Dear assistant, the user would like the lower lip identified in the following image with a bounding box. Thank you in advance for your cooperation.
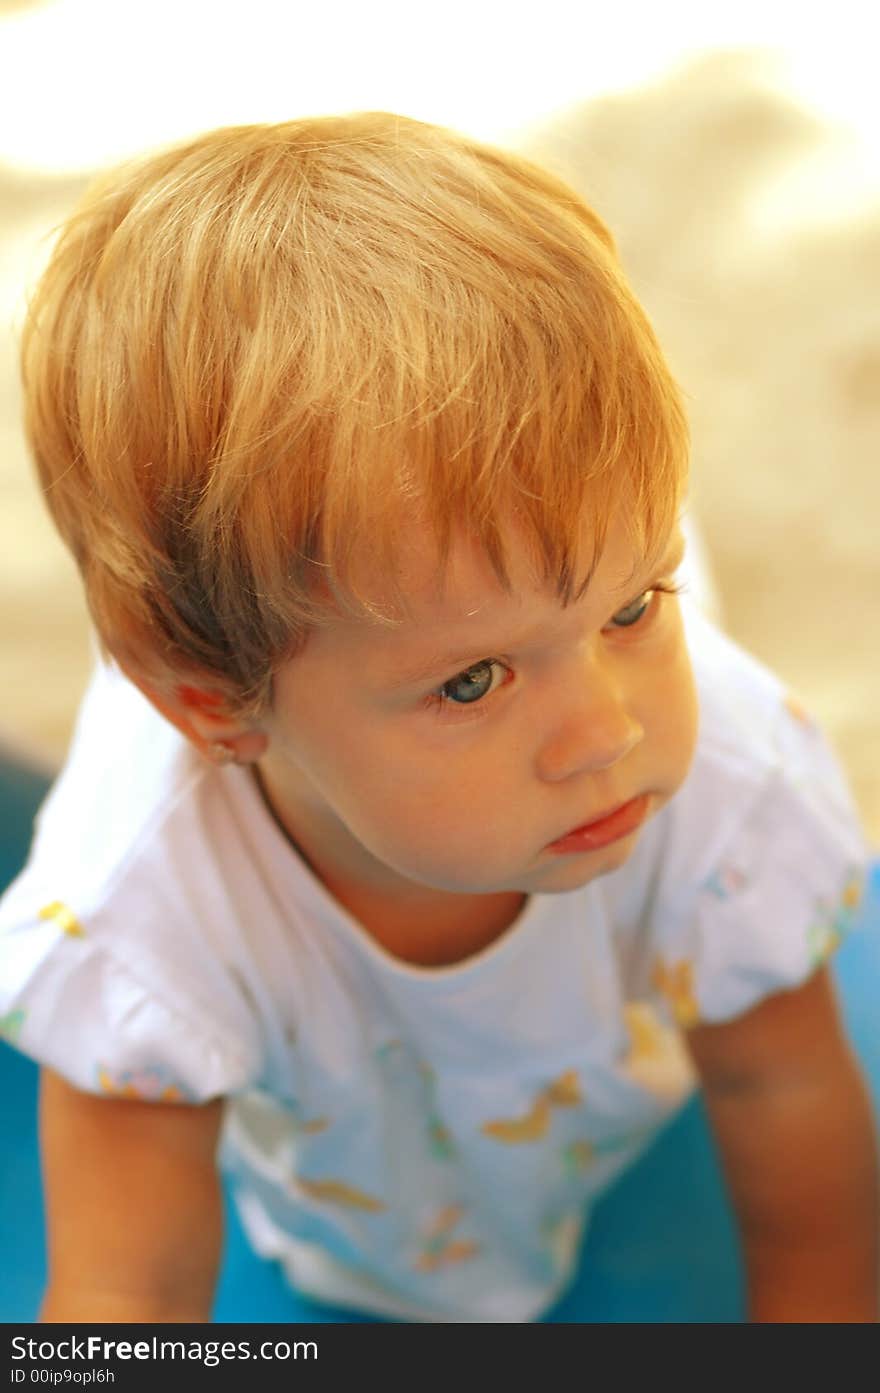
[546,795,650,854]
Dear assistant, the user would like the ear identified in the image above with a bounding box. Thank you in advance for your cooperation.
[119,669,269,766]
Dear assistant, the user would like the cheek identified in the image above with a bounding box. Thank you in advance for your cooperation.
[296,715,484,838]
[355,743,513,870]
[659,651,699,772]
[640,625,699,772]
[369,755,494,832]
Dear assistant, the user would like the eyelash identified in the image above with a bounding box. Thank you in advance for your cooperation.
[421,580,686,719]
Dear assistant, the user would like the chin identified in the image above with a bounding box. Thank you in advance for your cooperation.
[532,829,644,892]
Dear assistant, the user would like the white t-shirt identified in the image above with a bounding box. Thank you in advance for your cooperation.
[0,600,869,1322]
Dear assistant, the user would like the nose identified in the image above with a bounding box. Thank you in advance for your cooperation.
[535,653,644,783]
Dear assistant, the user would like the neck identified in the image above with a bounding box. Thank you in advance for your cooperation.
[250,761,527,967]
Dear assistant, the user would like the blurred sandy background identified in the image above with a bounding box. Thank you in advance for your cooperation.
[1,3,878,844]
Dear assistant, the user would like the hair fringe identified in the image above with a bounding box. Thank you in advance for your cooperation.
[21,111,689,715]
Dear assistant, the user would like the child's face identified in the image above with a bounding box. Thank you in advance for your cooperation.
[257,514,698,907]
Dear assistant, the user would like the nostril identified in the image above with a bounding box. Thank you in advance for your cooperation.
[537,711,643,782]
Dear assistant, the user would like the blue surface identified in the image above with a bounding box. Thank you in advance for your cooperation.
[2,755,879,1323]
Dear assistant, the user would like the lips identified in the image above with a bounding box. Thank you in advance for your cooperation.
[546,794,650,853]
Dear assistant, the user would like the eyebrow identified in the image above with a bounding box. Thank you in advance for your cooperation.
[383,533,688,690]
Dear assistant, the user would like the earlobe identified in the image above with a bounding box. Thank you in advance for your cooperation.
[117,666,269,765]
[167,686,270,765]
[206,740,237,766]
[203,730,270,766]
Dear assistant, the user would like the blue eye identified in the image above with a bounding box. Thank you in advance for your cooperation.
[439,659,504,705]
[610,591,653,629]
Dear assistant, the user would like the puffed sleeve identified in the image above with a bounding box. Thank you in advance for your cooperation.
[647,686,870,1029]
[0,889,263,1103]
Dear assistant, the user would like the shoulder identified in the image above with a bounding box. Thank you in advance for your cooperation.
[21,659,206,893]
[683,599,791,774]
[676,600,863,855]
[609,603,869,1024]
[0,661,265,1099]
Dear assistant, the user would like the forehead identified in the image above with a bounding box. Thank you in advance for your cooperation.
[313,511,665,655]
[391,514,638,616]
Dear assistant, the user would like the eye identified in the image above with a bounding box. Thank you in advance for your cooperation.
[608,581,683,630]
[436,658,508,706]
[609,590,654,629]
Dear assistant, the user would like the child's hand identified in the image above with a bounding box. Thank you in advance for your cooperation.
[39,1069,224,1322]
[687,967,879,1323]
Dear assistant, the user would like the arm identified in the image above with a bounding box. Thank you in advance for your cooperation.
[687,966,879,1323]
[39,1068,225,1322]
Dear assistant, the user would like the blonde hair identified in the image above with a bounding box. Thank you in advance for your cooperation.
[21,111,689,717]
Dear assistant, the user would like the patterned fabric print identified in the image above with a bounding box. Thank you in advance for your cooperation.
[783,691,814,727]
[560,1125,659,1184]
[481,1070,583,1144]
[273,1093,329,1136]
[294,1178,387,1213]
[560,1139,594,1175]
[541,1211,584,1270]
[619,1002,695,1103]
[0,1008,25,1043]
[296,1115,330,1136]
[807,868,866,969]
[417,1063,456,1161]
[701,863,750,901]
[96,1064,194,1104]
[413,1205,480,1272]
[292,1041,445,1214]
[651,957,700,1028]
[38,901,84,937]
[553,1005,696,1183]
[375,1040,458,1161]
